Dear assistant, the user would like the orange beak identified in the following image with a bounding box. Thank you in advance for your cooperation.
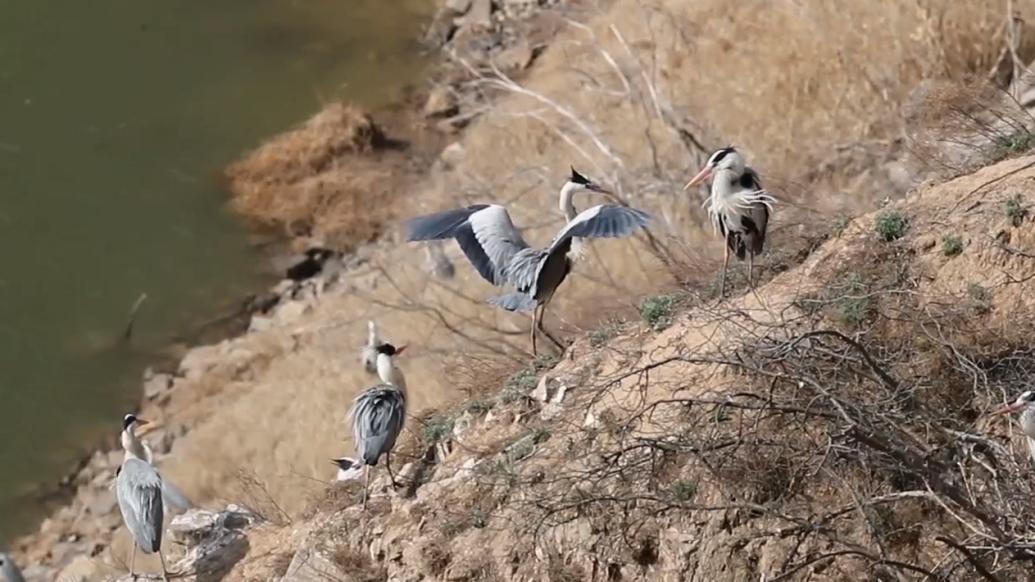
[395,344,408,355]
[683,165,713,190]
[134,418,150,426]
[992,402,1025,415]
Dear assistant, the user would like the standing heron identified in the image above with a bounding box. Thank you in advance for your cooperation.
[0,553,25,582]
[347,342,408,508]
[116,457,168,581]
[405,167,651,355]
[992,390,1035,464]
[120,414,192,513]
[684,147,776,297]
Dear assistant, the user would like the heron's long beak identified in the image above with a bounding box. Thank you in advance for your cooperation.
[683,166,713,190]
[992,402,1025,415]
[395,344,408,355]
[134,418,150,426]
[587,182,612,195]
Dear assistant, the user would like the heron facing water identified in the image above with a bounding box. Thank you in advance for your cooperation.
[405,167,650,355]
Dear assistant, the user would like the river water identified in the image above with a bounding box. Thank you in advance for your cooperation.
[0,0,431,543]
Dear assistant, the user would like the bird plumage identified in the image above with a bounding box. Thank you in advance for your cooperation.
[0,553,25,582]
[119,414,192,513]
[348,385,406,466]
[116,457,165,554]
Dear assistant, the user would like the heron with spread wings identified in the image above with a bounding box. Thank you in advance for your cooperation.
[405,167,651,355]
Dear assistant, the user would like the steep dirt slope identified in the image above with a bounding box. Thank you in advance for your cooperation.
[231,154,1035,581]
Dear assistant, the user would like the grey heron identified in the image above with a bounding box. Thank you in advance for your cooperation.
[0,553,25,582]
[992,390,1035,464]
[405,167,651,355]
[347,342,408,509]
[684,147,776,297]
[121,414,193,513]
[360,320,382,375]
[116,457,168,581]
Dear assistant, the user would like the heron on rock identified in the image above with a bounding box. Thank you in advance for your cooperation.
[405,167,651,355]
[116,457,169,581]
[684,147,775,297]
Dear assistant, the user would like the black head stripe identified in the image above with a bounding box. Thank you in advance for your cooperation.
[708,147,736,167]
[123,414,137,429]
[376,343,397,356]
[570,166,591,185]
[1024,391,1035,402]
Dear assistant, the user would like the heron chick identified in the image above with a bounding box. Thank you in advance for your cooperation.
[405,167,651,355]
[347,342,408,508]
[684,147,775,298]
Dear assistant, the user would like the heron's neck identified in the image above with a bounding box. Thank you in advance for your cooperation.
[711,169,739,199]
[366,322,378,346]
[121,427,152,463]
[377,355,407,394]
[559,182,579,222]
[1020,407,1035,438]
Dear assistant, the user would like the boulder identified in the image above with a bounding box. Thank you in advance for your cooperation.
[170,506,260,580]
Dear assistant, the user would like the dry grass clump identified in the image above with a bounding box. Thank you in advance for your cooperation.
[225,102,410,248]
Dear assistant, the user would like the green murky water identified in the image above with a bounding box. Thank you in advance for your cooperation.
[0,0,431,543]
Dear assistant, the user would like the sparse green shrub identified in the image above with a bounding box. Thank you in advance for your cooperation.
[1005,194,1028,227]
[671,480,697,502]
[501,367,537,403]
[465,399,491,415]
[832,215,852,237]
[995,130,1035,159]
[875,210,908,242]
[836,272,870,327]
[589,319,621,347]
[942,235,963,256]
[423,413,455,442]
[640,294,680,331]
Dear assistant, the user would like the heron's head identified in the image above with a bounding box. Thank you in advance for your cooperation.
[993,390,1035,416]
[122,413,148,431]
[566,167,611,195]
[376,343,406,357]
[683,146,745,190]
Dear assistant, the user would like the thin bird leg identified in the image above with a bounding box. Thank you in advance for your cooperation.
[530,303,541,356]
[385,452,401,488]
[159,550,169,582]
[719,242,730,298]
[537,296,565,351]
[129,544,136,579]
[747,252,754,289]
[362,465,370,510]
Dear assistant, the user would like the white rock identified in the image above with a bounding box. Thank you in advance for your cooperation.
[282,547,349,582]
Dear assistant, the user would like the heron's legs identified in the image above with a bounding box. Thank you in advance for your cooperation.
[747,252,754,289]
[719,243,730,298]
[362,465,370,510]
[159,550,169,582]
[537,297,565,351]
[385,452,402,488]
[530,303,541,356]
[129,544,136,579]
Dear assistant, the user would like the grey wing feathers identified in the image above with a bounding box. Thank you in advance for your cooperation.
[348,385,406,466]
[487,291,538,312]
[549,205,651,250]
[406,204,529,286]
[116,458,164,553]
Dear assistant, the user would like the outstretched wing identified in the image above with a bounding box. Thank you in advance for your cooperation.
[547,204,651,252]
[405,204,529,286]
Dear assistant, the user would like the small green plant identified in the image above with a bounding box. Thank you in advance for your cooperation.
[532,353,559,371]
[832,215,852,237]
[501,367,537,403]
[875,210,908,242]
[670,480,697,502]
[941,235,963,257]
[589,320,621,347]
[835,272,870,327]
[967,282,990,304]
[1005,194,1028,227]
[995,130,1035,159]
[465,399,491,415]
[423,413,455,442]
[640,293,680,331]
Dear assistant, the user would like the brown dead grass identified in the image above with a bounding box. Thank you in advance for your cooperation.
[225,102,409,249]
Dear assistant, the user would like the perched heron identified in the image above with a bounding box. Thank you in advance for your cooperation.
[0,553,25,582]
[360,320,383,375]
[992,390,1035,464]
[120,414,192,513]
[347,342,408,509]
[684,147,776,297]
[405,167,651,355]
[116,457,168,581]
